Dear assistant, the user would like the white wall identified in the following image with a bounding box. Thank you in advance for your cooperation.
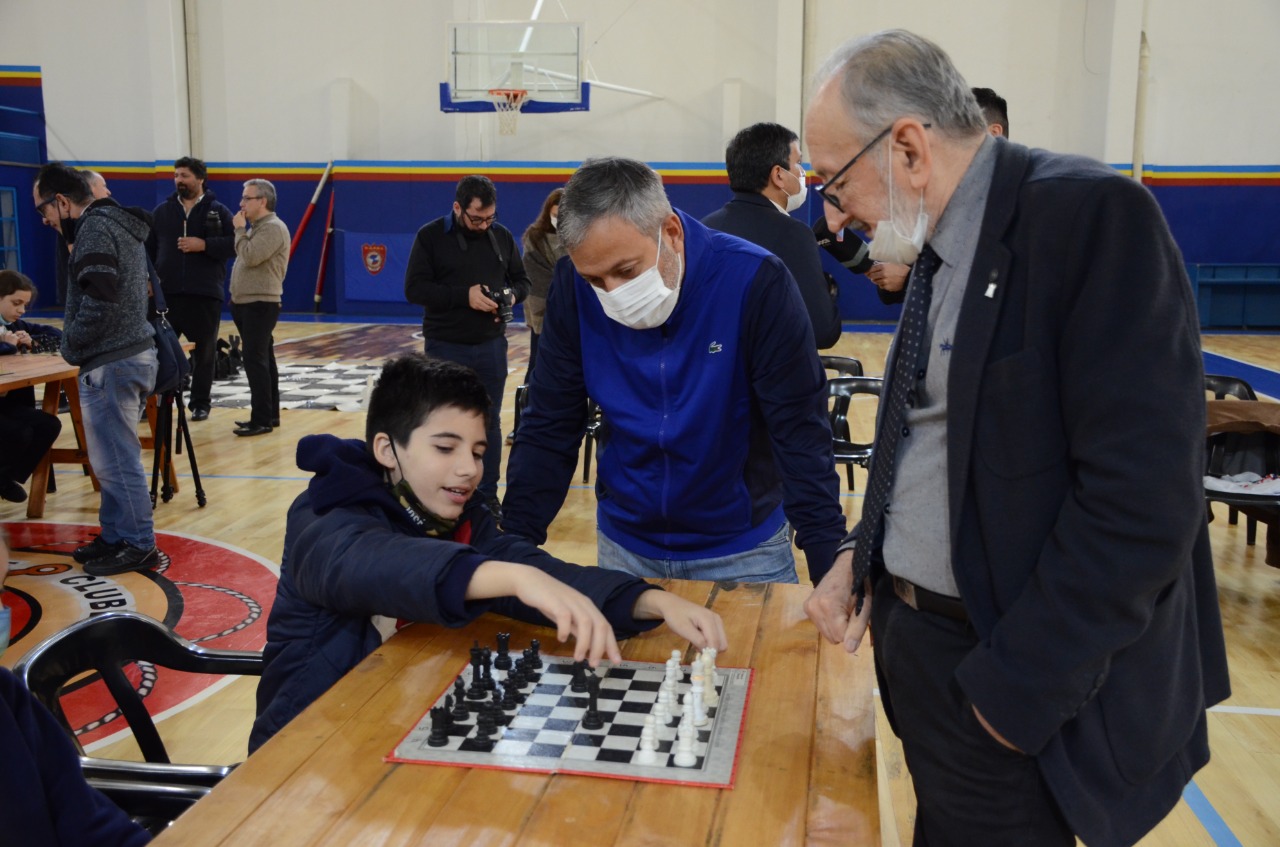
[1,0,1274,167]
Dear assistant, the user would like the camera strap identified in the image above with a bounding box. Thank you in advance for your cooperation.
[486,227,509,281]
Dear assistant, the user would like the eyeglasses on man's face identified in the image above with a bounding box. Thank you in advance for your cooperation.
[815,122,931,214]
[240,195,265,204]
[34,196,57,217]
[463,210,497,227]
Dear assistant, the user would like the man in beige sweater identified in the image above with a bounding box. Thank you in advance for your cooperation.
[230,179,290,436]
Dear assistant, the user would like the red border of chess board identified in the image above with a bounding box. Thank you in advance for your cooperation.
[385,656,754,789]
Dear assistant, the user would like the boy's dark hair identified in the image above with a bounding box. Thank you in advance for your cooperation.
[455,175,497,210]
[0,269,37,299]
[33,162,91,205]
[725,122,799,193]
[971,87,1009,138]
[174,156,208,182]
[365,354,492,450]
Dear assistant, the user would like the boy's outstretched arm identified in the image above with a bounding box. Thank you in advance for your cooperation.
[468,560,622,667]
[631,590,729,653]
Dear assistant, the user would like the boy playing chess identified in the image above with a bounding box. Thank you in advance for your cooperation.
[251,354,728,751]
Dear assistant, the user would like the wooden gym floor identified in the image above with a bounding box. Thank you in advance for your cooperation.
[1,318,1277,846]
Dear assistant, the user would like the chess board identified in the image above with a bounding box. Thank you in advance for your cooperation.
[208,362,382,412]
[389,653,753,788]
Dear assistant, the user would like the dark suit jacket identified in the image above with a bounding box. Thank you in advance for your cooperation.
[863,141,1229,846]
[702,192,841,348]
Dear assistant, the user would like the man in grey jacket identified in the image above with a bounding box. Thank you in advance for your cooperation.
[33,163,161,576]
[229,178,290,437]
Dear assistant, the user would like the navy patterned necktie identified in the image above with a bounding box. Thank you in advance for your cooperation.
[851,245,942,610]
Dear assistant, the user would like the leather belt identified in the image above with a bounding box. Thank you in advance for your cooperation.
[892,575,968,623]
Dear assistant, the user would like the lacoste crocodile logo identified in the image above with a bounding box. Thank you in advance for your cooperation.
[708,342,723,354]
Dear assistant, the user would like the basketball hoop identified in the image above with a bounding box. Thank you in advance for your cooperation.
[488,88,529,135]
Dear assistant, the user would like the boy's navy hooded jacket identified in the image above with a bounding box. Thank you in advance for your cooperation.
[249,435,660,752]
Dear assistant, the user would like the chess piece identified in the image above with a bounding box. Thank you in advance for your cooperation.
[480,648,496,691]
[427,706,450,747]
[571,660,590,693]
[673,709,697,767]
[451,688,471,721]
[529,639,543,669]
[581,674,604,730]
[690,671,708,727]
[494,632,512,670]
[665,675,682,719]
[476,711,498,738]
[636,715,659,765]
[653,686,671,725]
[701,647,719,707]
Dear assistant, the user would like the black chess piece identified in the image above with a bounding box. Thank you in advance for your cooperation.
[494,632,512,671]
[529,638,543,669]
[571,660,590,693]
[500,681,519,711]
[451,691,471,722]
[481,648,496,691]
[476,711,497,738]
[581,675,604,730]
[507,660,526,690]
[427,706,450,747]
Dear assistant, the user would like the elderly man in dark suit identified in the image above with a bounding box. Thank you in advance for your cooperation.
[702,122,842,348]
[802,30,1228,847]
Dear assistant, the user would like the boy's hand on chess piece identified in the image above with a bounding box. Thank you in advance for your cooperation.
[632,590,729,653]
[804,549,871,653]
[469,561,622,667]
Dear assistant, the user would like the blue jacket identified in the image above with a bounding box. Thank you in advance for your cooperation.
[249,435,660,752]
[0,667,150,846]
[503,211,845,582]
[146,190,236,301]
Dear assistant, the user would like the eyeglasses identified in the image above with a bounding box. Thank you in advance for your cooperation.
[34,196,56,215]
[240,195,265,203]
[815,122,931,214]
[463,210,497,226]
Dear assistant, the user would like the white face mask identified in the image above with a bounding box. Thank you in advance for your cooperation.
[783,162,808,213]
[592,229,682,329]
[867,162,928,265]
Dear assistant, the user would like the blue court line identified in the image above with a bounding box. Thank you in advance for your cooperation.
[1203,351,1280,399]
[1182,780,1243,847]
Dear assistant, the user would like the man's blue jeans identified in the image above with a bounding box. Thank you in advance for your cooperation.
[424,335,507,501]
[78,348,158,549]
[597,521,799,583]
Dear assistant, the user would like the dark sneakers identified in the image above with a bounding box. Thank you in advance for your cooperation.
[73,535,126,564]
[83,544,161,577]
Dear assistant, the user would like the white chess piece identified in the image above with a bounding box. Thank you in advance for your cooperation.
[690,671,708,727]
[673,709,698,767]
[636,715,659,765]
[664,668,682,718]
[701,648,719,707]
[653,686,671,725]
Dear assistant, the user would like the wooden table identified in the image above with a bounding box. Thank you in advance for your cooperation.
[0,352,95,518]
[153,580,879,846]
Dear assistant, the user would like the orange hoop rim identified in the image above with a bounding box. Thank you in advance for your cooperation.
[488,88,530,108]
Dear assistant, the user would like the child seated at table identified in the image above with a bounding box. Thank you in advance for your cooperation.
[250,354,729,752]
[0,271,64,503]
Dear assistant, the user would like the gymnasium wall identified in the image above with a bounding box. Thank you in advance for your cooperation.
[1,0,1275,317]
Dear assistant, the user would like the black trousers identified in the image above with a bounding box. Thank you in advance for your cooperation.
[231,301,280,427]
[423,335,507,501]
[871,574,1074,847]
[165,293,222,413]
[0,388,63,484]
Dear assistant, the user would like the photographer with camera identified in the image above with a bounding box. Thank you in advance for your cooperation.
[404,175,530,515]
[146,156,236,423]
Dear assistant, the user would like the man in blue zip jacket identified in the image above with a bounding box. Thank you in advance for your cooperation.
[147,157,236,422]
[503,157,846,585]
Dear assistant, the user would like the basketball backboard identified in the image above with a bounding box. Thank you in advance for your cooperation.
[440,21,588,113]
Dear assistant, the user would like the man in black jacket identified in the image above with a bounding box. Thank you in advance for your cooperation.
[703,123,841,349]
[404,175,530,509]
[803,30,1228,846]
[147,156,236,422]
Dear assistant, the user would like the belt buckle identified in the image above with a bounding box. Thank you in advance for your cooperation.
[893,575,918,611]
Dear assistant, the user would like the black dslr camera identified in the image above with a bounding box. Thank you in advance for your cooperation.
[205,209,223,237]
[482,285,515,323]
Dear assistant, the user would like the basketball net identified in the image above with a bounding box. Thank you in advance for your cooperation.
[488,88,529,136]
